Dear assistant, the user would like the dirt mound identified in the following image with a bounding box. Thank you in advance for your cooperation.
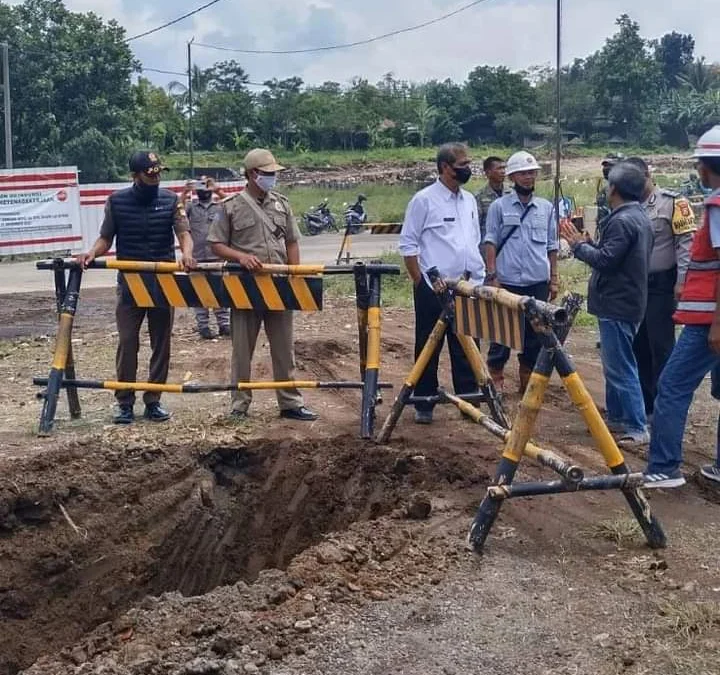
[0,435,486,674]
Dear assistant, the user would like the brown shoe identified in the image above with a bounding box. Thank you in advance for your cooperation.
[518,364,533,395]
[489,368,505,393]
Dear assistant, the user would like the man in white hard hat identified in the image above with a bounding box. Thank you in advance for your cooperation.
[484,150,559,394]
[208,148,318,422]
[641,126,720,488]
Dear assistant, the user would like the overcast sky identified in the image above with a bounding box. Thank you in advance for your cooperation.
[9,0,719,88]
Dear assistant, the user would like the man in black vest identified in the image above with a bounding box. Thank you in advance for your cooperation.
[79,151,195,424]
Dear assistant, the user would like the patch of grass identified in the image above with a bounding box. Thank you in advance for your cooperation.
[558,259,594,328]
[656,600,720,643]
[584,516,642,546]
[285,183,415,225]
[325,251,413,308]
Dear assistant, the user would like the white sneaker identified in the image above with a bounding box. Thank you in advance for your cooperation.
[700,465,720,484]
[617,431,650,448]
[643,472,686,489]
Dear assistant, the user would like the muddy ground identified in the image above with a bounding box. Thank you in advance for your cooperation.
[1,287,720,675]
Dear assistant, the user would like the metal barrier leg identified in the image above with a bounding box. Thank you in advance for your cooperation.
[456,333,510,429]
[553,346,666,549]
[39,265,83,435]
[361,271,382,439]
[377,316,448,444]
[468,347,554,553]
[336,225,352,265]
[53,262,81,419]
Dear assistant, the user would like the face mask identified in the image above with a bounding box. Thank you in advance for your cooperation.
[602,166,611,180]
[453,166,472,184]
[134,181,159,203]
[196,190,212,202]
[514,183,534,197]
[254,173,277,192]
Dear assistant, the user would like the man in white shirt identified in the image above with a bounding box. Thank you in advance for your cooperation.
[399,142,486,425]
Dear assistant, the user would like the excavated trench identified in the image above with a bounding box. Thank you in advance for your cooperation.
[0,436,480,674]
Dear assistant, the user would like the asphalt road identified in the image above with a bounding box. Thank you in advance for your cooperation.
[0,232,400,295]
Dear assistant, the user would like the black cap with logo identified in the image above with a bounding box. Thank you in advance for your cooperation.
[129,151,166,176]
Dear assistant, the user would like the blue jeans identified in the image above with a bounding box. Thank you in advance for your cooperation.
[598,319,647,435]
[647,325,720,474]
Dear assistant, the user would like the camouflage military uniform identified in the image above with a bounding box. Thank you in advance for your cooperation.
[475,183,508,243]
[633,187,697,415]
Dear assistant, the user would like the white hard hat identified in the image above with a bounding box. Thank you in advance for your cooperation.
[694,125,720,158]
[506,151,541,176]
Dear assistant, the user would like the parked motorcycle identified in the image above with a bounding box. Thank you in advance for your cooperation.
[302,199,337,236]
[343,194,368,235]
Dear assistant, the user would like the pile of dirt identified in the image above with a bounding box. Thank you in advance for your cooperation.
[0,434,487,675]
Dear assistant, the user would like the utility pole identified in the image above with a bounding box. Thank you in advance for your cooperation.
[2,43,12,169]
[553,0,561,233]
[187,38,195,179]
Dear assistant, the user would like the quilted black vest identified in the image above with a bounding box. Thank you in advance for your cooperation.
[110,185,176,261]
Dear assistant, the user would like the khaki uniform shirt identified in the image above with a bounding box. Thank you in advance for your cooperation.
[207,189,300,265]
[643,187,696,279]
[186,199,222,261]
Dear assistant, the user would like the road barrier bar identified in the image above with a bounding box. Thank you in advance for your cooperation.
[487,473,646,499]
[36,258,401,277]
[450,280,568,325]
[465,307,666,553]
[34,258,400,437]
[33,378,393,393]
[438,389,584,483]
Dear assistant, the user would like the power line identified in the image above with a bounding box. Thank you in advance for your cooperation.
[142,66,187,77]
[195,0,494,55]
[126,0,227,42]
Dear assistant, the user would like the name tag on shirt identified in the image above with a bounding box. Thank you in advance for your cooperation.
[443,217,455,222]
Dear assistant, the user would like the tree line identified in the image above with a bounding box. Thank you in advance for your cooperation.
[3,1,720,181]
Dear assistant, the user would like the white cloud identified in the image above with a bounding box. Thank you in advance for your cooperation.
[9,0,720,86]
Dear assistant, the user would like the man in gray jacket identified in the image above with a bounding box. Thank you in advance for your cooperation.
[560,162,654,446]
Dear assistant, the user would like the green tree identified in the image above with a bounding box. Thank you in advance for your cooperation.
[133,78,186,151]
[653,31,695,90]
[5,0,138,164]
[257,77,303,148]
[592,15,662,141]
[61,128,122,182]
[464,66,538,141]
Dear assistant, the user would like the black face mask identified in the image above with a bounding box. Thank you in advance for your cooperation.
[196,190,212,202]
[514,183,534,197]
[453,166,472,184]
[133,181,159,204]
[602,166,612,180]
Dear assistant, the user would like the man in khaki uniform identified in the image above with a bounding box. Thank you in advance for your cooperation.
[208,148,318,421]
[626,157,696,418]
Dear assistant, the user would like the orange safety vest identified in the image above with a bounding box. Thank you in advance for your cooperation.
[674,193,720,325]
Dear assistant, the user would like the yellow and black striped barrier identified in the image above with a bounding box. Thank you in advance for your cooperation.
[117,271,322,311]
[34,258,400,438]
[369,223,402,235]
[449,282,667,554]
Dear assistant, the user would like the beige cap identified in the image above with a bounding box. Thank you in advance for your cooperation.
[243,148,285,172]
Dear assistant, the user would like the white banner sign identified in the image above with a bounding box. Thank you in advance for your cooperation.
[0,167,82,255]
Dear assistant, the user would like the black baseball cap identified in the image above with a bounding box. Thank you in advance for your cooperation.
[129,150,166,175]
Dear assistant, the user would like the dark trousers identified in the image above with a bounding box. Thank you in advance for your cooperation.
[487,281,550,371]
[632,267,677,415]
[413,280,477,412]
[115,291,174,406]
